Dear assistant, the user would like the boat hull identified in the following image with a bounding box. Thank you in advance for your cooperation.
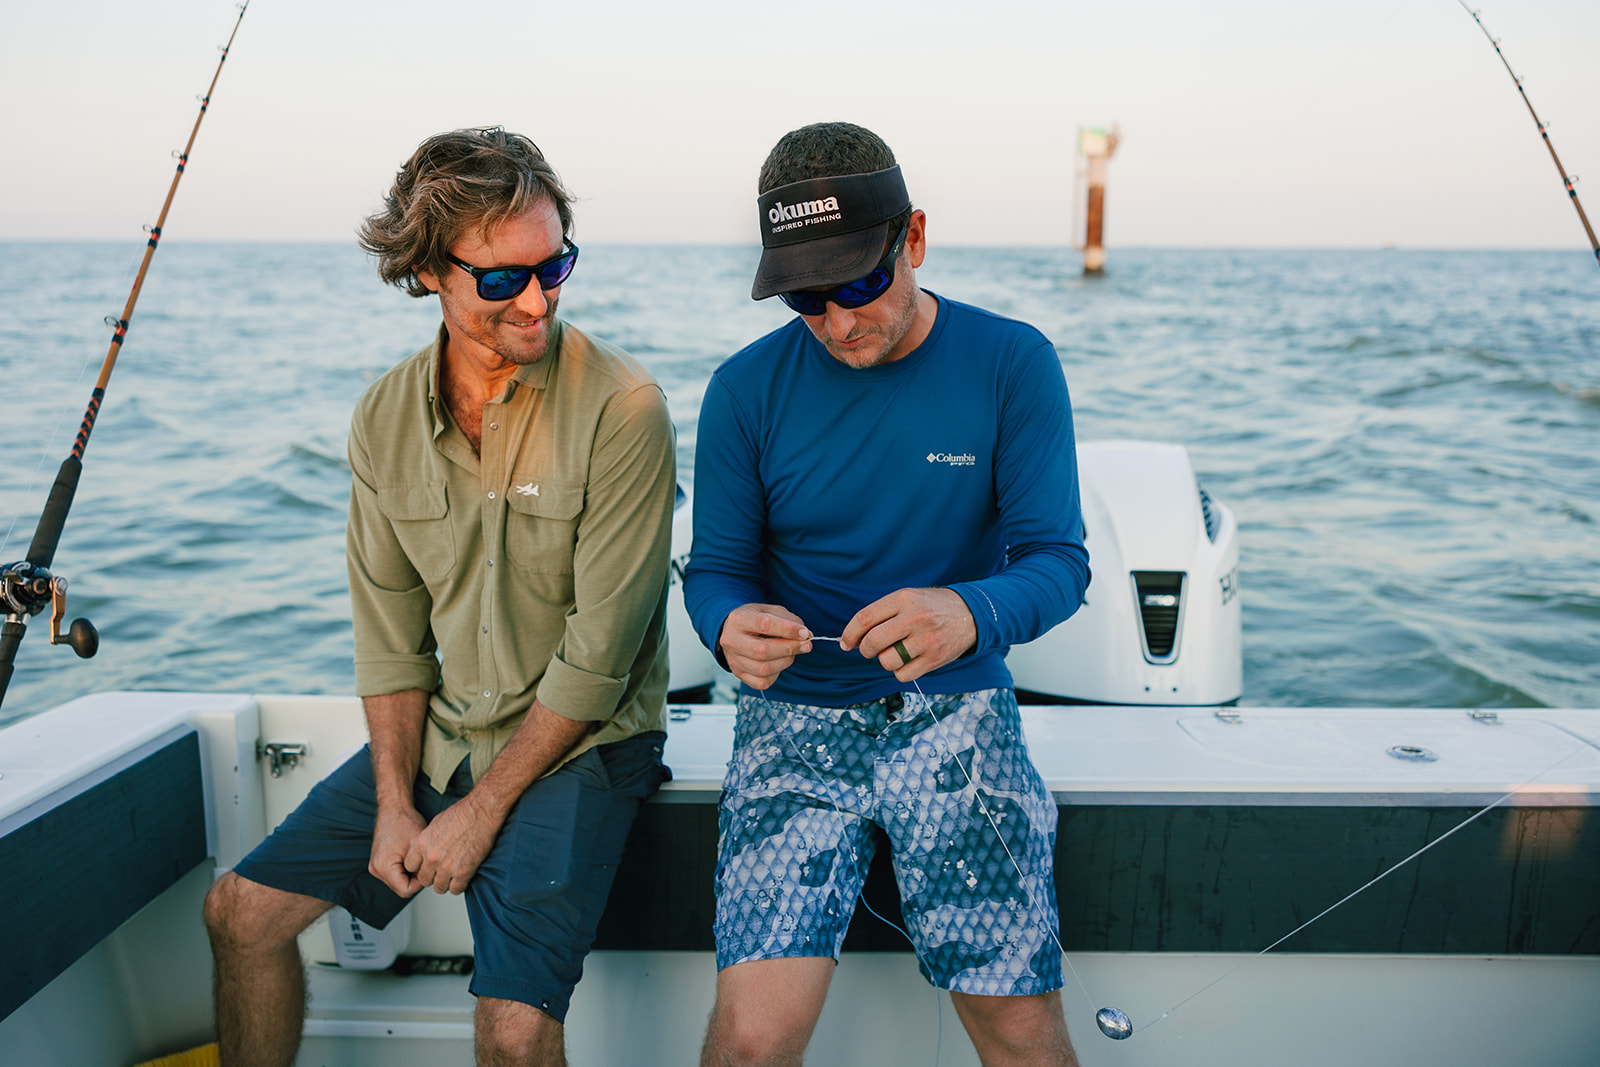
[2,693,1596,1065]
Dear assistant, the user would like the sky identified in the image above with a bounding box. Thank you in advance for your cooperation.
[3,0,1598,249]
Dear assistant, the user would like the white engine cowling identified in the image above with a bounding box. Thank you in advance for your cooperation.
[666,484,719,701]
[1006,440,1242,706]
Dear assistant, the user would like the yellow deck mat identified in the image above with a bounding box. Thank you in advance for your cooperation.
[133,1043,220,1067]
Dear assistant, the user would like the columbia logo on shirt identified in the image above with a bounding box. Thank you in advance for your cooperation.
[927,452,977,467]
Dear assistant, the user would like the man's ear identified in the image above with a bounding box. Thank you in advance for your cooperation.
[906,209,928,269]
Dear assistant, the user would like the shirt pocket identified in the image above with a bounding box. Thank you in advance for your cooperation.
[505,482,583,575]
[375,482,457,584]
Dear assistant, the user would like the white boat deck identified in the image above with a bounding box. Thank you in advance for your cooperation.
[656,701,1600,806]
[10,693,1599,827]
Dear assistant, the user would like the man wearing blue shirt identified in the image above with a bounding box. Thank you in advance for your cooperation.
[685,122,1089,1066]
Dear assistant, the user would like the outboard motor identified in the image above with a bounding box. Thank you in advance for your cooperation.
[666,483,719,702]
[1007,441,1242,706]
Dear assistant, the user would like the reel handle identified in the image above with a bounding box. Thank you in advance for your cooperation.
[55,617,100,660]
[48,577,98,659]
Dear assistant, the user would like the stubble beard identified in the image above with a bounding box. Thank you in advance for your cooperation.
[825,282,920,369]
[486,294,561,366]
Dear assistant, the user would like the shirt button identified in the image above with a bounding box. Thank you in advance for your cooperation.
[487,559,494,567]
[488,491,496,499]
[489,423,499,431]
[482,626,489,633]
[483,690,492,698]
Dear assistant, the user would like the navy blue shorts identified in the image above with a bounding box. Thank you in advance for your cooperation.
[233,732,668,1021]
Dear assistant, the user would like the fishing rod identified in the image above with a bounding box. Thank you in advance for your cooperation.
[1458,1,1599,267]
[0,2,251,712]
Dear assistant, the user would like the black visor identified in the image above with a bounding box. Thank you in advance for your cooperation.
[751,165,911,300]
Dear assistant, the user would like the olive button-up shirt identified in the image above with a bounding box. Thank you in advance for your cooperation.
[347,320,675,792]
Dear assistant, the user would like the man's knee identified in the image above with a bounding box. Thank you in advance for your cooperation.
[704,958,831,1066]
[203,871,327,954]
[475,997,563,1064]
[706,1002,810,1066]
[951,990,1072,1058]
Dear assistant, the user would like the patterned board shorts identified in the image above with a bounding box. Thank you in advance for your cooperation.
[714,687,1064,997]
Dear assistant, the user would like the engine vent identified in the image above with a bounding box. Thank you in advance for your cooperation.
[1198,484,1220,543]
[1131,571,1185,664]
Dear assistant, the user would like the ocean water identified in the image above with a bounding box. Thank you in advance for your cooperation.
[1,243,1596,725]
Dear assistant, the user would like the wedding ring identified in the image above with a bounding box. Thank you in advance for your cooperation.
[893,640,911,668]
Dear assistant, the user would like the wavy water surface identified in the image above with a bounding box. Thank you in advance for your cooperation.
[1,244,1596,723]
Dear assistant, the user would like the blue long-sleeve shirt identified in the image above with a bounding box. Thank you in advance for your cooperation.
[684,293,1089,706]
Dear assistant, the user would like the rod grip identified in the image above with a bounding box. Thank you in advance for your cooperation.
[0,619,25,711]
[26,457,83,570]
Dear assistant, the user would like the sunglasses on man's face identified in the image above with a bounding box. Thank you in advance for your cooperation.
[446,239,579,302]
[778,221,909,317]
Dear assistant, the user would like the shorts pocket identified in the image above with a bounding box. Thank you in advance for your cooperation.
[376,482,457,584]
[505,482,583,575]
[595,733,669,802]
[504,775,586,904]
[502,750,609,904]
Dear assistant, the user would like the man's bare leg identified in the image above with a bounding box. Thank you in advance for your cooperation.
[701,957,835,1067]
[950,989,1079,1067]
[203,871,333,1067]
[475,997,567,1066]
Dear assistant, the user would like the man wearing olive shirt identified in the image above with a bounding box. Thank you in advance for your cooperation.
[204,127,675,1067]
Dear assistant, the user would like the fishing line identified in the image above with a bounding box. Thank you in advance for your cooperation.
[0,1,252,711]
[907,678,1597,1042]
[756,687,947,1065]
[1457,1,1599,266]
[755,665,1105,1029]
[1133,736,1594,1037]
[852,894,945,1066]
[896,678,1103,1025]
[765,647,1596,1045]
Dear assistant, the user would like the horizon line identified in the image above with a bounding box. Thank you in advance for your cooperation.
[0,239,1591,254]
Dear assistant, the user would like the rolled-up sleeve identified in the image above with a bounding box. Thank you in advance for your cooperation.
[347,411,441,697]
[536,384,676,721]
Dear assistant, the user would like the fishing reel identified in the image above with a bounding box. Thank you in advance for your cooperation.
[1,561,99,658]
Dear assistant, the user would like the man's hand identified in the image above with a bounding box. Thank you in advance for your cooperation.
[717,604,814,690]
[403,793,501,895]
[840,587,977,682]
[369,805,426,898]
[363,688,428,896]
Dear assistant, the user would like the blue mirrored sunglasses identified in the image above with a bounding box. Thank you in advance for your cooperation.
[778,221,909,317]
[447,239,579,301]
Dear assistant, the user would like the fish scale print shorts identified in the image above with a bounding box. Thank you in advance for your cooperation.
[713,687,1065,996]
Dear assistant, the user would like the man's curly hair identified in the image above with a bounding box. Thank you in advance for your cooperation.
[359,127,574,298]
